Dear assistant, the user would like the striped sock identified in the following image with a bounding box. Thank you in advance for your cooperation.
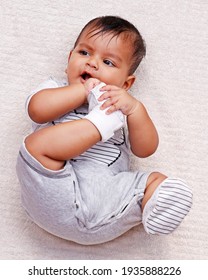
[142,178,193,235]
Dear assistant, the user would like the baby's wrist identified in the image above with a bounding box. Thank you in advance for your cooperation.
[69,83,88,104]
[80,83,88,97]
[127,101,141,116]
[75,83,88,102]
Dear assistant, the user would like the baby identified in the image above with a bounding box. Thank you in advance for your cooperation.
[16,16,193,245]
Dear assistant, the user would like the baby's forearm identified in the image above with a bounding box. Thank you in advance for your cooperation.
[28,84,86,123]
[127,102,159,158]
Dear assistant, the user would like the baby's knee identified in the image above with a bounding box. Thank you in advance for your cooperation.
[25,132,44,159]
[25,133,64,171]
[25,133,39,155]
[142,177,193,235]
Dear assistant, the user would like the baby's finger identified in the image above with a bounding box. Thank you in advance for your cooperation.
[105,104,118,115]
[98,91,111,101]
[100,84,119,92]
[89,79,101,90]
[100,98,114,109]
[84,78,101,94]
[98,88,120,102]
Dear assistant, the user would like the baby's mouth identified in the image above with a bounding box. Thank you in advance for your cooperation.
[81,72,92,81]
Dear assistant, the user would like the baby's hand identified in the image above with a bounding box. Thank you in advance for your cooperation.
[83,78,101,96]
[99,85,139,116]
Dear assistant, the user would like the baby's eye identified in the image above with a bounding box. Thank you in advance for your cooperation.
[104,59,115,67]
[79,50,89,56]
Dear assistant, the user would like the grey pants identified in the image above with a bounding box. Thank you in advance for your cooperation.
[16,142,150,245]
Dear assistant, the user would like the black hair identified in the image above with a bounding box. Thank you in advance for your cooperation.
[74,16,146,74]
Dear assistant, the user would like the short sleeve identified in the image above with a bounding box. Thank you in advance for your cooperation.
[25,76,60,131]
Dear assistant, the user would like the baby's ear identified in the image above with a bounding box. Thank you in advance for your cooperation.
[122,75,135,90]
[65,50,73,73]
[68,50,73,62]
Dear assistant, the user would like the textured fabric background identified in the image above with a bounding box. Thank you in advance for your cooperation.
[0,0,208,259]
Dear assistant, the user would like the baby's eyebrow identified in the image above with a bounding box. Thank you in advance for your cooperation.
[78,43,93,51]
[104,52,122,63]
[77,42,123,63]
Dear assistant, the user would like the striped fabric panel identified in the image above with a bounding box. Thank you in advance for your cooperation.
[73,130,125,166]
[52,108,125,166]
[146,179,193,234]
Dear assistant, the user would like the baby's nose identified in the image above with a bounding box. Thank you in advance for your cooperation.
[87,56,98,70]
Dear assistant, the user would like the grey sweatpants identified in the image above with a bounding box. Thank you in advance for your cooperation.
[16,142,150,245]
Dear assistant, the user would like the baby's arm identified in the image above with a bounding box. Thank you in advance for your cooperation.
[98,84,159,158]
[127,102,159,157]
[28,83,87,123]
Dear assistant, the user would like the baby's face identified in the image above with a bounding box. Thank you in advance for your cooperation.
[66,28,134,89]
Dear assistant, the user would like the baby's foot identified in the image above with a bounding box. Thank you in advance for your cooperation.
[85,83,124,142]
[87,82,106,112]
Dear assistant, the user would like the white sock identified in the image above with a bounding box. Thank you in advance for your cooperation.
[87,82,106,112]
[85,83,124,142]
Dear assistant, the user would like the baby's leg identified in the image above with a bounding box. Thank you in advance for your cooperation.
[25,119,101,170]
[142,172,193,234]
[25,83,124,171]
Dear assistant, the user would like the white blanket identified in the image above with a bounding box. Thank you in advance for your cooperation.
[1,0,208,259]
